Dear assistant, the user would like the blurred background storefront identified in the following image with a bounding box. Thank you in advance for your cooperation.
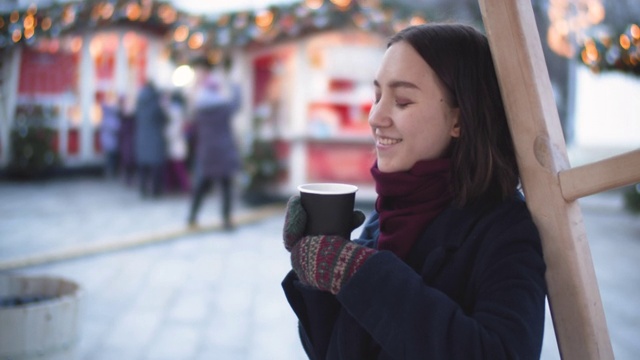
[0,0,401,201]
[0,0,638,201]
[2,29,161,166]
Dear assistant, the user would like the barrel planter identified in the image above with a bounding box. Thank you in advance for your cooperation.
[0,275,82,360]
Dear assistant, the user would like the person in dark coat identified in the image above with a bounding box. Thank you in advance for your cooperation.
[117,95,136,186]
[281,23,547,359]
[134,81,167,198]
[187,58,242,229]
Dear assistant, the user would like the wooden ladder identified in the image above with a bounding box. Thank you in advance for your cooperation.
[479,0,640,358]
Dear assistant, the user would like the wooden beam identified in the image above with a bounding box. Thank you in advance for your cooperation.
[478,1,614,358]
[560,149,640,201]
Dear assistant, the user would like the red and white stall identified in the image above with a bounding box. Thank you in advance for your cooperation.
[246,29,385,199]
[1,27,171,168]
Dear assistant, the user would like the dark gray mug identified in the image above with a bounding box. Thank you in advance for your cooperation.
[298,183,358,239]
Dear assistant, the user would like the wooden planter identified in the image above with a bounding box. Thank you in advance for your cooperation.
[0,275,82,360]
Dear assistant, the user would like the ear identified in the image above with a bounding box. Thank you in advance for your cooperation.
[449,108,461,138]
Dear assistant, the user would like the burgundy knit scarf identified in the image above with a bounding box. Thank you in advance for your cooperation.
[371,159,453,259]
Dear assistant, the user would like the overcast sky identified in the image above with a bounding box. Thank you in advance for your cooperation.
[170,0,300,15]
[0,0,300,14]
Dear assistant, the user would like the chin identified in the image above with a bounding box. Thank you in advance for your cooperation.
[377,161,405,173]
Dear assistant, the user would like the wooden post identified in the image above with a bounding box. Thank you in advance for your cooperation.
[478,0,615,358]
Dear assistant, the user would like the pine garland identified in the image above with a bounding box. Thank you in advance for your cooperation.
[578,24,640,76]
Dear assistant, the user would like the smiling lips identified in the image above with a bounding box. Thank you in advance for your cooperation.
[376,136,402,146]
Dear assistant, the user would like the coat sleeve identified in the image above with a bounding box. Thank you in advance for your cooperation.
[282,271,341,360]
[281,213,381,359]
[337,214,547,360]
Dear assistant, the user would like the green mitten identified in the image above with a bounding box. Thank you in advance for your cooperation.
[291,235,376,295]
[283,196,307,251]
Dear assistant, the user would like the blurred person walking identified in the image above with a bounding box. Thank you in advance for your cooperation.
[134,81,168,198]
[186,58,242,230]
[98,91,121,179]
[164,90,191,193]
[118,94,137,185]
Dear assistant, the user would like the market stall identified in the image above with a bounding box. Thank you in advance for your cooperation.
[244,29,384,200]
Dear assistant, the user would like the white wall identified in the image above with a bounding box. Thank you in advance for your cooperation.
[570,66,640,165]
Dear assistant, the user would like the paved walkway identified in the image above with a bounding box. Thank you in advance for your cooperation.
[0,176,638,359]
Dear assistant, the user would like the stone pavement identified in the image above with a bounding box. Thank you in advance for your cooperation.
[0,176,638,359]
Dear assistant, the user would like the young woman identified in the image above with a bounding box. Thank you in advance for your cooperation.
[281,23,547,359]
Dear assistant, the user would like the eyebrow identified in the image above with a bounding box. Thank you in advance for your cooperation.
[373,79,420,91]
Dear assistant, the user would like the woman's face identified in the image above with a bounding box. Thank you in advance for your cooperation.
[369,41,460,173]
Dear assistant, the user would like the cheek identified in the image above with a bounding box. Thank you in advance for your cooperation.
[406,118,453,159]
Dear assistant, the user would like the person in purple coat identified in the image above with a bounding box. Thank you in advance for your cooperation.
[187,58,242,230]
[281,23,547,359]
[98,92,121,179]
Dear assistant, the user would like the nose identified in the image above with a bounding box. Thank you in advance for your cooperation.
[368,101,391,129]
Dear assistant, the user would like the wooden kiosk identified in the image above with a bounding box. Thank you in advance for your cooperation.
[479,0,640,358]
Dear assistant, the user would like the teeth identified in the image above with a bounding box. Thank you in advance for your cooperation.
[378,137,401,145]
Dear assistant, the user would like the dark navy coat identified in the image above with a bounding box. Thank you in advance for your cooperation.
[134,84,167,166]
[282,195,547,359]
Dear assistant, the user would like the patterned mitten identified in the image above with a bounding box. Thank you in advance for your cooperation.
[291,235,376,295]
[282,195,367,252]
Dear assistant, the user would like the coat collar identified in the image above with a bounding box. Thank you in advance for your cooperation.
[358,196,512,272]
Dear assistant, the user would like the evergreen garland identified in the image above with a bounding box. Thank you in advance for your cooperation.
[8,121,60,178]
[578,24,640,76]
[623,184,640,214]
[0,0,425,65]
[242,113,285,205]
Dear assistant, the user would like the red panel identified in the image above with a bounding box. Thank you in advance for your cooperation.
[94,130,102,153]
[67,129,79,155]
[328,78,354,92]
[307,142,375,184]
[360,103,372,116]
[51,130,59,153]
[18,48,78,95]
[253,54,276,106]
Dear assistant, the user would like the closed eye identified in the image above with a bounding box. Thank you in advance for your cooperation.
[395,99,413,108]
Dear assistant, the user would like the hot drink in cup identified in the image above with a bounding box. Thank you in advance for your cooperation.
[297,183,358,239]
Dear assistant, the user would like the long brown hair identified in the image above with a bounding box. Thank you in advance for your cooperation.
[388,23,519,207]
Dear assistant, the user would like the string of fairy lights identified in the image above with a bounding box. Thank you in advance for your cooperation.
[0,0,426,65]
[546,0,639,75]
[0,0,638,75]
[578,23,640,75]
